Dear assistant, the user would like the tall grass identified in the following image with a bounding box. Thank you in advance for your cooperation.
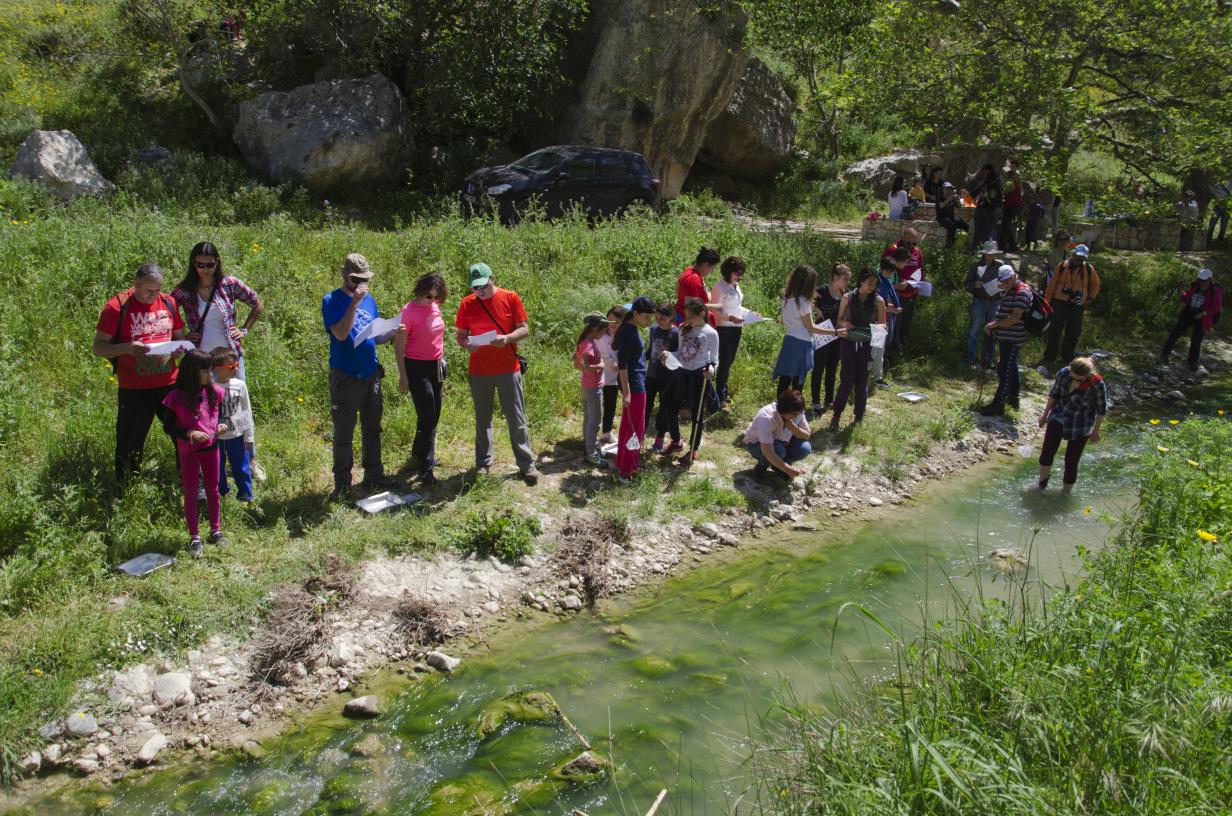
[754,418,1232,814]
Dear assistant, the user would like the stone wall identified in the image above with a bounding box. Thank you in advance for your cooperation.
[860,206,976,246]
[1065,219,1203,252]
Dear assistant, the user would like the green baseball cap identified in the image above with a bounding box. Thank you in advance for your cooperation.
[467,263,493,288]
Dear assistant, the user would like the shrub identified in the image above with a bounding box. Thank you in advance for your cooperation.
[455,510,541,563]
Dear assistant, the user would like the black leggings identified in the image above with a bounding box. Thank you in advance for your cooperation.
[1039,420,1089,485]
[601,384,619,433]
[810,342,840,406]
[645,376,680,441]
[675,369,709,452]
[403,358,443,475]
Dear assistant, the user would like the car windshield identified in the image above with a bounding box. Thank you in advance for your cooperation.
[511,149,565,173]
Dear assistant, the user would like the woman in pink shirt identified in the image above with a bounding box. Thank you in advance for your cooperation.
[396,272,448,485]
[161,349,227,558]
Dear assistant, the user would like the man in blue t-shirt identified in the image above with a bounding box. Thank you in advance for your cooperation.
[322,253,404,500]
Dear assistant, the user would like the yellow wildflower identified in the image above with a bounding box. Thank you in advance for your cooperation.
[1084,507,1093,515]
[1149,419,1161,425]
[31,668,43,676]
[1220,410,1226,417]
[1187,460,1201,468]
[9,219,16,225]
[296,396,304,403]
[1157,446,1169,453]
[1169,419,1180,426]
[1197,530,1218,543]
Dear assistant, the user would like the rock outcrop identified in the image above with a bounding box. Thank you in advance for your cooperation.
[9,130,113,200]
[844,145,1011,197]
[696,58,796,181]
[233,75,410,195]
[560,0,748,198]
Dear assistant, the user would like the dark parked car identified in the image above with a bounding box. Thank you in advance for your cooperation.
[461,146,662,223]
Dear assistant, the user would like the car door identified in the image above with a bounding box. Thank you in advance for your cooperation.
[543,156,597,218]
[594,155,633,216]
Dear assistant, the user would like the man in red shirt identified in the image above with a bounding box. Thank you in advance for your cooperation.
[881,228,925,359]
[674,247,720,324]
[93,263,188,486]
[455,262,539,484]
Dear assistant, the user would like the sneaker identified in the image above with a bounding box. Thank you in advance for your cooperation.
[978,402,1005,416]
[753,462,769,476]
[208,530,229,548]
[828,417,841,433]
[616,475,634,486]
[651,436,665,453]
[521,466,540,486]
[968,362,979,371]
[238,495,254,503]
[189,536,204,559]
[593,456,611,470]
[875,379,890,390]
[810,403,824,417]
[661,440,685,455]
[419,471,439,487]
[251,461,267,483]
[585,453,605,467]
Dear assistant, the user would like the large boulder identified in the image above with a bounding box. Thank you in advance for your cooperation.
[695,58,796,181]
[560,0,748,198]
[9,130,113,199]
[843,145,1011,198]
[233,75,410,195]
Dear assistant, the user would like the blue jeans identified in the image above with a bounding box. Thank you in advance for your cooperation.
[747,438,812,473]
[966,299,999,366]
[218,435,253,500]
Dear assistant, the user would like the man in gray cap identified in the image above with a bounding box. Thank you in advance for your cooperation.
[963,241,1002,369]
[322,253,403,500]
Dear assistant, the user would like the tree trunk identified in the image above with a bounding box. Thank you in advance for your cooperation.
[176,58,229,145]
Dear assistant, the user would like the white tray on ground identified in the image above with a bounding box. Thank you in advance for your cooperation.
[355,491,423,514]
[115,553,176,577]
[897,391,928,403]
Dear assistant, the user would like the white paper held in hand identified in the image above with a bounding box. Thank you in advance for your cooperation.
[812,319,838,350]
[662,351,682,370]
[353,314,403,347]
[871,324,888,349]
[466,330,499,348]
[739,308,767,324]
[140,339,195,356]
[983,278,1002,297]
[908,280,933,297]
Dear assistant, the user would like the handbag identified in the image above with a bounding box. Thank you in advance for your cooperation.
[475,294,528,375]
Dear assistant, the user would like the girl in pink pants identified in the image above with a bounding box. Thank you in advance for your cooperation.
[162,349,228,558]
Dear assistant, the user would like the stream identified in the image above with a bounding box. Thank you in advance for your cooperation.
[23,401,1203,815]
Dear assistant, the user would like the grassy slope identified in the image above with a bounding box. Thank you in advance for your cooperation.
[757,418,1232,814]
[0,173,1201,777]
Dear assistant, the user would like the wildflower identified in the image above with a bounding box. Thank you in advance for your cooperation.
[108,376,116,383]
[296,396,304,403]
[31,668,43,676]
[1169,419,1180,426]
[1187,460,1201,468]
[1084,506,1093,515]
[1197,530,1218,543]
[1220,410,1226,417]
[1149,419,1161,425]
[9,219,16,225]
[1086,667,1093,674]
[1157,446,1169,453]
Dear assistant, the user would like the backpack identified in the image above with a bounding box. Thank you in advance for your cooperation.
[1023,285,1053,336]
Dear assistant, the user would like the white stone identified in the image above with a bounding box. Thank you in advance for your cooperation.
[73,758,99,775]
[238,709,254,725]
[153,672,195,707]
[483,601,501,614]
[96,744,112,759]
[19,751,41,775]
[41,744,62,766]
[560,595,583,611]
[9,130,113,199]
[329,640,356,668]
[869,497,884,507]
[137,733,168,764]
[425,651,461,673]
[65,710,98,738]
[343,695,383,718]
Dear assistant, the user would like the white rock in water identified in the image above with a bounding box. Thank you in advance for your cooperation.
[342,695,383,718]
[425,651,461,673]
[153,672,195,707]
[137,733,168,764]
[65,710,98,738]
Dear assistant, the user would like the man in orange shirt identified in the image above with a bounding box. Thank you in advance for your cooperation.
[455,263,539,485]
[1043,244,1101,370]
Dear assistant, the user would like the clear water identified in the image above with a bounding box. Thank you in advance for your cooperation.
[25,412,1183,815]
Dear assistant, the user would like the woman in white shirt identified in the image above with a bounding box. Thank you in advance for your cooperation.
[709,256,746,407]
[887,175,910,220]
[668,297,721,466]
[773,265,846,395]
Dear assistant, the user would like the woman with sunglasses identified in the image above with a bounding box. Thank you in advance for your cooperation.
[173,242,264,478]
[396,272,449,486]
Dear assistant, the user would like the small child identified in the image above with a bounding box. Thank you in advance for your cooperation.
[595,305,626,446]
[645,301,682,453]
[162,349,228,558]
[211,347,255,502]
[908,176,927,202]
[671,297,720,466]
[573,312,609,467]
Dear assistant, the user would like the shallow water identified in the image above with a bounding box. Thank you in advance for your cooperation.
[27,401,1211,815]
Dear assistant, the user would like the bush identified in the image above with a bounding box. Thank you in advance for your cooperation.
[455,510,541,563]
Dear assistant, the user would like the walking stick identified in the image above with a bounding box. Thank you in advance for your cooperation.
[645,789,668,816]
[690,367,709,457]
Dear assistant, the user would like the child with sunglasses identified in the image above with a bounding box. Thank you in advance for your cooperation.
[210,347,255,501]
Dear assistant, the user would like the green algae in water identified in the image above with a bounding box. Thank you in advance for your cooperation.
[627,654,675,677]
[873,558,909,577]
[475,690,560,739]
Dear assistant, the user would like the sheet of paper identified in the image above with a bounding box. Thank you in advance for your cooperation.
[466,330,499,349]
[600,442,618,457]
[871,324,888,349]
[909,268,923,282]
[897,391,928,403]
[908,280,933,297]
[355,491,422,514]
[662,351,682,370]
[739,308,767,324]
[983,278,1002,297]
[139,339,195,356]
[812,320,837,350]
[353,314,403,347]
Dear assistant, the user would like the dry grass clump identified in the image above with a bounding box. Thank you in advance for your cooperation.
[555,514,628,605]
[392,592,450,645]
[250,554,355,686]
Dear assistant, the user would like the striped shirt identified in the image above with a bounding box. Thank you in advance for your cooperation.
[994,282,1033,345]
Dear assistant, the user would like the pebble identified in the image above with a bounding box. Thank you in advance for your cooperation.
[72,758,99,775]
[343,696,383,718]
[19,751,41,775]
[137,733,168,764]
[238,709,254,725]
[560,595,583,611]
[41,744,62,766]
[426,651,461,673]
[717,533,740,547]
[1166,390,1185,401]
[329,641,355,668]
[95,744,112,759]
[66,710,99,738]
[153,672,195,708]
[483,601,501,614]
[869,497,884,507]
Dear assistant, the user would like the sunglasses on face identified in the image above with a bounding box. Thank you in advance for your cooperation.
[194,260,217,270]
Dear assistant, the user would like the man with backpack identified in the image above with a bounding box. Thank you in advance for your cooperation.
[1042,244,1100,374]
[93,263,188,486]
[979,265,1035,416]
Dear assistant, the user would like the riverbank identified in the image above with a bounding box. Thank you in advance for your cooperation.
[754,413,1232,815]
[4,334,1226,806]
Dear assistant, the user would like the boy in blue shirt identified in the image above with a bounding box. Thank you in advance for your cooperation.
[873,258,903,387]
[322,253,404,500]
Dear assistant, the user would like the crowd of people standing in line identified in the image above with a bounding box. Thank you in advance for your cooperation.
[92,235,1221,557]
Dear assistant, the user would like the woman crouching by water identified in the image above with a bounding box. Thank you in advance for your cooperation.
[1036,356,1108,494]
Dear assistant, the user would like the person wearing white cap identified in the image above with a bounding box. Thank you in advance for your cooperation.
[1161,268,1223,370]
[1042,243,1100,371]
[963,241,1002,369]
[322,253,404,501]
[979,264,1034,416]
